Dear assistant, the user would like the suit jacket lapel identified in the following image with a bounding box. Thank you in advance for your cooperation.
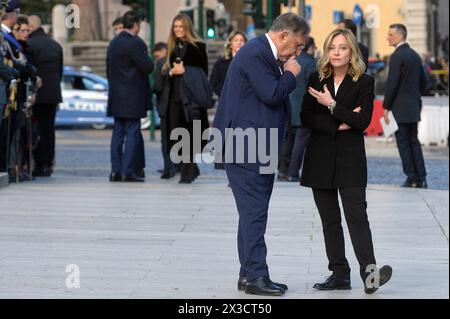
[336,74,356,101]
[322,76,336,100]
[259,35,283,76]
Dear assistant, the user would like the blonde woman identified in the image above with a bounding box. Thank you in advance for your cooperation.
[300,29,392,294]
[210,31,247,97]
[159,14,209,183]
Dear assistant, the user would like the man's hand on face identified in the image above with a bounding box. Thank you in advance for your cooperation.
[284,56,301,77]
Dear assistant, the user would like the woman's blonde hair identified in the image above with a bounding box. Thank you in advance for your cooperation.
[317,29,366,82]
[163,14,203,71]
[224,31,247,59]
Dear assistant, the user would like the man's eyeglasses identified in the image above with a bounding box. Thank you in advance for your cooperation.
[289,32,305,52]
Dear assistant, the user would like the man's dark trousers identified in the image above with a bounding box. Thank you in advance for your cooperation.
[395,123,427,183]
[225,163,275,282]
[111,118,141,177]
[33,104,57,169]
[135,130,146,172]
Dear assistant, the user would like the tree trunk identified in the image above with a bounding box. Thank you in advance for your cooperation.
[73,0,102,41]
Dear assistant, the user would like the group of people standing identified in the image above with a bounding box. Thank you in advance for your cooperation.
[108,11,212,184]
[107,8,433,296]
[0,3,63,183]
[212,12,429,296]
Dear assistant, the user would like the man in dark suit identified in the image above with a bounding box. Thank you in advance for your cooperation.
[338,19,369,72]
[212,13,309,296]
[110,15,146,180]
[107,11,153,182]
[383,24,428,188]
[27,15,63,177]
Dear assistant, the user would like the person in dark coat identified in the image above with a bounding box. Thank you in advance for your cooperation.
[209,31,247,98]
[383,24,428,188]
[1,12,37,181]
[110,15,146,180]
[338,19,369,72]
[212,13,307,296]
[7,15,38,182]
[278,36,316,182]
[0,32,19,172]
[0,33,18,133]
[27,15,63,177]
[160,14,209,184]
[301,29,392,294]
[106,11,153,182]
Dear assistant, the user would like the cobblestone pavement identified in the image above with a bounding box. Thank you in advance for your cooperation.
[54,129,449,190]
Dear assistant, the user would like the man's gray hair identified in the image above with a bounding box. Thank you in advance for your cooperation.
[270,13,310,36]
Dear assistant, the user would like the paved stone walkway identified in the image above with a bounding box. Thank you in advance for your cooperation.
[0,175,448,299]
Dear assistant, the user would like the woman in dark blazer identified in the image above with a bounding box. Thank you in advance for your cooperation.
[301,29,392,294]
[161,14,209,184]
[209,31,247,98]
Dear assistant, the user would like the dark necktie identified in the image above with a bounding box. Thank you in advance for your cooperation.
[276,59,284,74]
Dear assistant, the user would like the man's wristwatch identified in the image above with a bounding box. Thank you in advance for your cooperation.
[328,100,337,114]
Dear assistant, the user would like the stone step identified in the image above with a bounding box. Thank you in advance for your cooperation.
[0,173,8,188]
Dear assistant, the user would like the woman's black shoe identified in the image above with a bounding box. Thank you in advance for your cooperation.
[161,171,175,179]
[178,178,194,184]
[364,265,393,294]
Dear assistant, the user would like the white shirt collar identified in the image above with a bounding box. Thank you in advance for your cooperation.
[265,33,278,60]
[396,42,407,49]
[124,30,136,37]
[1,24,11,34]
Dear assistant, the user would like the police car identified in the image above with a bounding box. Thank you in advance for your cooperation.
[57,66,156,130]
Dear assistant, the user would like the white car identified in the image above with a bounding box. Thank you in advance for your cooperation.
[57,66,158,130]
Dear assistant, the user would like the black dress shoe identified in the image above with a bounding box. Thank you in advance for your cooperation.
[195,166,200,178]
[178,178,194,184]
[402,179,417,188]
[33,166,52,177]
[286,176,300,182]
[364,265,393,295]
[277,172,288,181]
[313,274,351,291]
[415,180,428,189]
[161,171,175,179]
[238,276,288,291]
[109,172,122,182]
[134,169,145,179]
[244,277,285,296]
[122,175,145,182]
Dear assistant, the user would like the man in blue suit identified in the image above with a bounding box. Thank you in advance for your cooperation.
[212,13,309,296]
[107,11,153,182]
